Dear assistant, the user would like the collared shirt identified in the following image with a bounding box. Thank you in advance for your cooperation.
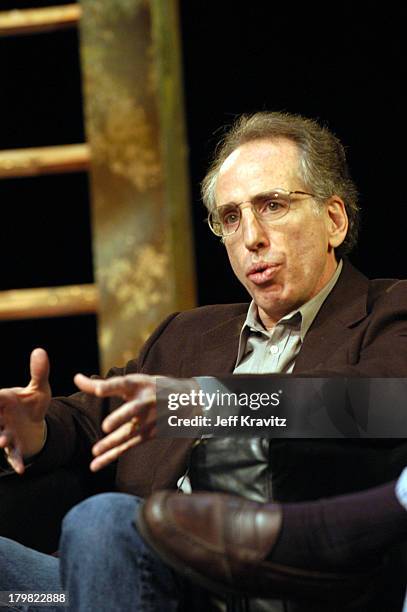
[190,263,344,611]
[183,261,345,495]
[234,259,343,375]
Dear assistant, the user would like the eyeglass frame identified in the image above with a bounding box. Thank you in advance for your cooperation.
[207,188,316,237]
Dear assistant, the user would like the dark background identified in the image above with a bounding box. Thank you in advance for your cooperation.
[0,1,406,392]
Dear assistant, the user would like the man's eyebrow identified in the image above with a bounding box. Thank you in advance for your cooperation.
[217,189,285,208]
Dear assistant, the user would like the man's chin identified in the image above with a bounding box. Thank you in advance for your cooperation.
[253,291,293,324]
[253,284,286,307]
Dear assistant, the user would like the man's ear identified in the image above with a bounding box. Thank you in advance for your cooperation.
[325,196,348,249]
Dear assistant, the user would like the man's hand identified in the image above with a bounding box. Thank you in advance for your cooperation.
[74,373,200,472]
[0,348,51,474]
[74,373,158,472]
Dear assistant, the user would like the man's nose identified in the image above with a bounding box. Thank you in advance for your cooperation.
[240,204,269,251]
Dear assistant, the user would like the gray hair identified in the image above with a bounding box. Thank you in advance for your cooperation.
[201,111,359,256]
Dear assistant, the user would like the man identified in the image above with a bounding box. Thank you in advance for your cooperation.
[0,112,406,611]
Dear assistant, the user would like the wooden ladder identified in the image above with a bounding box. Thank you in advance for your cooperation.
[0,1,195,374]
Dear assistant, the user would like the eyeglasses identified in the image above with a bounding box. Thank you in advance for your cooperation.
[207,188,315,237]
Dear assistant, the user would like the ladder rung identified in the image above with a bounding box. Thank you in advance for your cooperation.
[0,284,98,320]
[0,144,90,178]
[0,5,81,37]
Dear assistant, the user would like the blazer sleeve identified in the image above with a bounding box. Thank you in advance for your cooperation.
[0,312,179,478]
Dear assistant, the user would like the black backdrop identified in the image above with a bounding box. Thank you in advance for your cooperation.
[0,1,406,393]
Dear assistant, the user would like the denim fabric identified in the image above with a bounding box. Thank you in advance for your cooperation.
[0,535,61,611]
[0,493,180,612]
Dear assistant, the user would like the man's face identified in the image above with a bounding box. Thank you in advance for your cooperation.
[215,138,345,328]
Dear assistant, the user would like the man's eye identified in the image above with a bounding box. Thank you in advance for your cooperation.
[260,199,283,214]
[222,211,240,225]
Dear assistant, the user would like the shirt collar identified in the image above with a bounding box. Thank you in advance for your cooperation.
[241,259,343,342]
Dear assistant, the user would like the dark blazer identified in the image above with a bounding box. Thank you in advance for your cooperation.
[19,258,407,502]
[1,260,406,607]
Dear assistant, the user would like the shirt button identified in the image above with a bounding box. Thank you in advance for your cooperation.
[269,345,279,354]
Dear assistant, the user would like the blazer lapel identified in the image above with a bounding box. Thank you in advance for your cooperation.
[294,260,369,372]
[193,310,247,375]
[185,261,369,376]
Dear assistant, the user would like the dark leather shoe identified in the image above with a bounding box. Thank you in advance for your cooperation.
[136,491,379,602]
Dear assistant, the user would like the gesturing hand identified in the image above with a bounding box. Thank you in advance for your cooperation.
[74,373,200,472]
[74,373,158,472]
[0,348,51,474]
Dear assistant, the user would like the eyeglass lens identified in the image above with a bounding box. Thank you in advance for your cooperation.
[211,190,291,236]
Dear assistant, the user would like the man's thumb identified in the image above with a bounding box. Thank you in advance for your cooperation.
[29,348,50,390]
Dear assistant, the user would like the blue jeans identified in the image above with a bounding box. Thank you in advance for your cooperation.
[0,493,181,611]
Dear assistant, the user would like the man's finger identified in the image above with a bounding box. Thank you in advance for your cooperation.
[0,432,25,475]
[101,394,156,433]
[92,421,136,456]
[4,447,25,475]
[29,348,50,391]
[93,413,156,456]
[74,373,152,399]
[0,430,11,448]
[90,435,142,472]
[73,374,101,395]
[90,421,156,472]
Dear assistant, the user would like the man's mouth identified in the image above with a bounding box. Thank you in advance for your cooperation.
[246,262,280,285]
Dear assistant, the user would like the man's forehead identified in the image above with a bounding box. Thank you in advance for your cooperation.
[219,137,300,176]
[216,138,301,203]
